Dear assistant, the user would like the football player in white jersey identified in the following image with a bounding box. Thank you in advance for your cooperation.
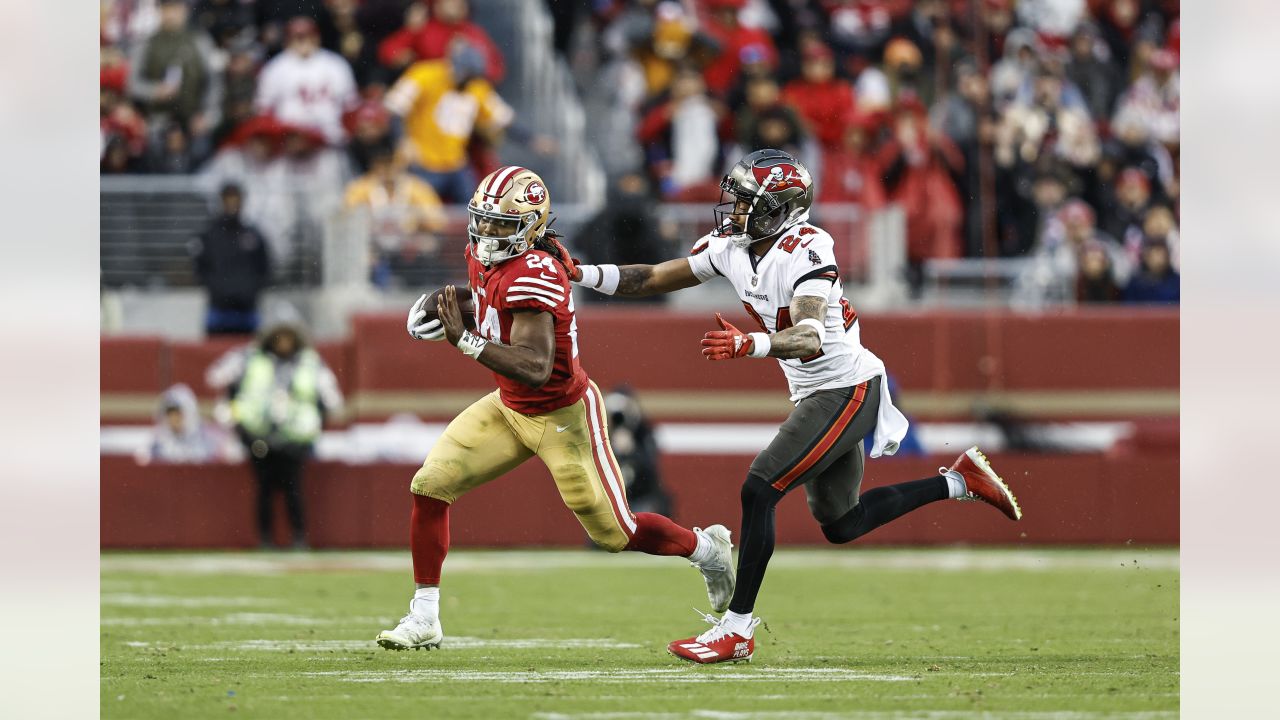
[551,149,1024,664]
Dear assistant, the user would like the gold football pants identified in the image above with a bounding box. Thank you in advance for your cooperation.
[410,381,637,551]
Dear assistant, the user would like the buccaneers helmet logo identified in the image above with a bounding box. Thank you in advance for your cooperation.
[752,163,804,192]
[524,181,546,204]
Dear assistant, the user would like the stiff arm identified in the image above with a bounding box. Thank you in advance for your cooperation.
[575,258,703,298]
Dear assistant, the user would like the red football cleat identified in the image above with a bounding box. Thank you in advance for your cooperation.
[668,610,761,664]
[944,446,1023,521]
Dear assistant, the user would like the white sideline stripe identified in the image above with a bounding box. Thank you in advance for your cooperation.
[505,294,560,309]
[585,384,637,533]
[99,548,1179,575]
[102,613,389,627]
[529,707,1177,712]
[99,421,1135,460]
[511,276,564,292]
[296,668,915,684]
[119,637,639,651]
[100,593,277,608]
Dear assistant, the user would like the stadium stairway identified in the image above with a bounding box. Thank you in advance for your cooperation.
[474,0,605,208]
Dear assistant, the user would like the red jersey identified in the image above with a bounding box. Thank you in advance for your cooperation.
[782,79,855,149]
[466,247,588,414]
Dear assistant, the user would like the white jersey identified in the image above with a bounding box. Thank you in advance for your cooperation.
[255,49,358,145]
[686,222,879,403]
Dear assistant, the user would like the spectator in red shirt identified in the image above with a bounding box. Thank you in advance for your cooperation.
[700,0,778,98]
[378,2,430,73]
[819,112,886,210]
[379,0,505,83]
[878,95,965,293]
[782,43,855,151]
[101,82,148,171]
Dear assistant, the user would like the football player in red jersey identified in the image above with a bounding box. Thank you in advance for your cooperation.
[376,166,735,651]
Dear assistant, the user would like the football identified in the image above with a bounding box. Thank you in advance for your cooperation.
[420,286,477,331]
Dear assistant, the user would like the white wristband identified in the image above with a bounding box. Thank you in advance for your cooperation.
[797,318,825,343]
[456,330,488,359]
[576,264,600,287]
[577,264,620,295]
[747,332,771,358]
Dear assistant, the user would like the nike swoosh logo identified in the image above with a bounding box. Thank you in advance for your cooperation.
[540,272,558,281]
[555,425,570,433]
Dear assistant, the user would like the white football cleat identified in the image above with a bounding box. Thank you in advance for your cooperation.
[692,525,736,613]
[376,611,443,651]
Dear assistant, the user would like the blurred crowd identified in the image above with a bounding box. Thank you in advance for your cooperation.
[567,0,1178,303]
[101,0,522,286]
[102,0,1178,305]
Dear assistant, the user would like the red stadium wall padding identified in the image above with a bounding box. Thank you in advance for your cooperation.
[347,307,1179,394]
[103,308,1178,422]
[100,449,1178,549]
[167,339,358,396]
[101,336,167,394]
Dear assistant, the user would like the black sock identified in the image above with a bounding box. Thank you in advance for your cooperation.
[820,476,949,544]
[727,475,783,615]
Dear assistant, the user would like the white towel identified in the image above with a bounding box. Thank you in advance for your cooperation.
[869,371,909,458]
[848,348,909,458]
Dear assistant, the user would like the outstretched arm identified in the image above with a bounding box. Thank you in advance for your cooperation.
[609,259,703,297]
[542,236,702,297]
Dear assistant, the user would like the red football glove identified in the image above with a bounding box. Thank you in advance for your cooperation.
[542,233,583,283]
[701,313,754,360]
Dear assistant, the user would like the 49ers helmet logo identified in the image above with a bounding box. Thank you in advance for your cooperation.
[524,181,547,204]
[751,163,805,192]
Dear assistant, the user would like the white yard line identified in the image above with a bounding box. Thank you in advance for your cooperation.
[532,707,1177,712]
[296,668,916,684]
[118,637,640,651]
[101,548,1178,576]
[102,613,390,627]
[101,593,278,608]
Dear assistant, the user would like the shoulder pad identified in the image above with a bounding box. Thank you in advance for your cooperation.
[690,232,728,256]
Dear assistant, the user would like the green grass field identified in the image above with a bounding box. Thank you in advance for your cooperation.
[101,548,1178,719]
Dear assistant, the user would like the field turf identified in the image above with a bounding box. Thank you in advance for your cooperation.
[101,548,1178,719]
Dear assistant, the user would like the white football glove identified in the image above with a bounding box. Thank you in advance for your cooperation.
[407,293,446,341]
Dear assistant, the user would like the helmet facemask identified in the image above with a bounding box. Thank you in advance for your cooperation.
[711,151,815,249]
[468,205,538,266]
[713,178,801,249]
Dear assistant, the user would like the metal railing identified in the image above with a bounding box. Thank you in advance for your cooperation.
[320,202,889,290]
[480,0,605,207]
[103,174,891,288]
[101,175,326,289]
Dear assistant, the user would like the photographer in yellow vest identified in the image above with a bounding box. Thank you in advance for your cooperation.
[207,309,344,549]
